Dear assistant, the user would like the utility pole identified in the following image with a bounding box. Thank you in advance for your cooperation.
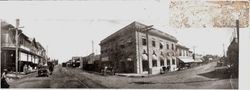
[91,40,94,63]
[46,45,49,63]
[92,40,94,54]
[192,46,196,60]
[14,19,24,77]
[223,43,225,57]
[15,19,20,77]
[0,20,2,72]
[236,19,239,47]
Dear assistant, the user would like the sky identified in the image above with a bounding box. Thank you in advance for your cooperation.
[0,0,244,63]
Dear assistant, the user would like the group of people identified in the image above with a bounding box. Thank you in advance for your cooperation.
[160,66,171,74]
[102,66,115,75]
[1,63,55,88]
[23,64,35,74]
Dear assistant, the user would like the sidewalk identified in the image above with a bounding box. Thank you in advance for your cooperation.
[5,70,37,83]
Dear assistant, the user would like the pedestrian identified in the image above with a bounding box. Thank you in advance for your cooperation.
[23,64,28,74]
[167,66,170,72]
[103,66,108,76]
[28,65,32,73]
[160,68,164,74]
[1,69,10,88]
[49,63,54,75]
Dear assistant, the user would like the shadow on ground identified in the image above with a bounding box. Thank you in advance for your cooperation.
[198,68,231,79]
[130,81,155,84]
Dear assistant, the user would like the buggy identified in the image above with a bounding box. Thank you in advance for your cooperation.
[38,65,49,77]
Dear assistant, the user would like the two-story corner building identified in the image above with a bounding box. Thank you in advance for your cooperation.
[100,21,178,75]
[1,21,46,72]
[176,44,193,57]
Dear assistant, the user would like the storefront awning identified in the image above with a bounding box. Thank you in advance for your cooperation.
[178,58,194,63]
[160,42,164,45]
[194,59,203,62]
[152,54,157,60]
[142,54,148,60]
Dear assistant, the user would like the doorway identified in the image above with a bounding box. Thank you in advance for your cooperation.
[142,60,149,71]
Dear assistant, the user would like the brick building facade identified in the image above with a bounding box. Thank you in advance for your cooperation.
[100,21,178,74]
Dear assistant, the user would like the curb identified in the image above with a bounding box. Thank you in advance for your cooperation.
[7,71,37,80]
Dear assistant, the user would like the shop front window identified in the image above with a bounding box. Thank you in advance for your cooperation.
[172,59,175,65]
[167,59,170,65]
[160,59,164,66]
[152,60,157,67]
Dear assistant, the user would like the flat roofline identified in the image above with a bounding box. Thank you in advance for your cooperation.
[100,21,178,45]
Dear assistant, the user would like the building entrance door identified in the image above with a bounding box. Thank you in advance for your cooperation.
[142,60,149,71]
[120,61,126,73]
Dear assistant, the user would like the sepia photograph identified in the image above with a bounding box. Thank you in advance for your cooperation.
[1,0,249,89]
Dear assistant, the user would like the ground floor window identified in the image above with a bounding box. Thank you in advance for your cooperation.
[167,59,170,65]
[142,60,149,71]
[172,59,176,65]
[152,60,157,67]
[160,59,164,66]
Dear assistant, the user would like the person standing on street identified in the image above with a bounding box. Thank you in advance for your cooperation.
[1,69,10,88]
[103,66,108,76]
[23,64,28,74]
[49,62,54,75]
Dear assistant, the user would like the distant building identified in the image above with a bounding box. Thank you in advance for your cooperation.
[193,54,203,62]
[100,21,178,74]
[81,53,100,71]
[72,56,81,67]
[48,59,59,66]
[1,21,47,73]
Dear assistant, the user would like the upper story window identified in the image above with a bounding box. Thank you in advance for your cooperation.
[172,44,175,50]
[142,38,147,46]
[166,43,169,49]
[2,34,9,43]
[159,42,163,49]
[152,40,156,47]
[19,38,24,45]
